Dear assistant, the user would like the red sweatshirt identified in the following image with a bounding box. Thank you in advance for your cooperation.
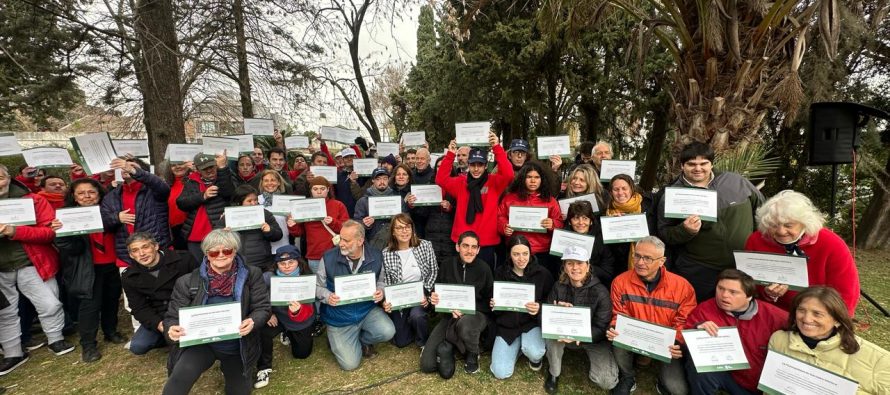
[497,191,564,254]
[287,198,349,260]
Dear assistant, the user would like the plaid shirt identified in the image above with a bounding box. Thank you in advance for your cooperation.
[382,239,438,293]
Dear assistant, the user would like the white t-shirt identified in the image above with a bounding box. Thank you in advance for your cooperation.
[396,248,422,283]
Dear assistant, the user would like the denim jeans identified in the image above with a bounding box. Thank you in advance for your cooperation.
[129,325,164,355]
[0,266,65,358]
[489,327,546,379]
[547,339,618,389]
[325,307,395,371]
[685,358,757,395]
[613,344,689,394]
[307,259,321,275]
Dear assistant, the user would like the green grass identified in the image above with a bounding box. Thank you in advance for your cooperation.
[4,247,889,394]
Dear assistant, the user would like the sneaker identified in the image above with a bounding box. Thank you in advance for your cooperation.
[436,341,455,379]
[311,320,325,337]
[23,338,45,352]
[544,372,559,394]
[254,368,271,389]
[123,341,131,350]
[361,344,377,359]
[464,352,480,374]
[610,378,637,395]
[82,346,101,363]
[528,359,543,372]
[48,340,75,356]
[104,332,128,345]
[279,333,290,346]
[0,354,29,376]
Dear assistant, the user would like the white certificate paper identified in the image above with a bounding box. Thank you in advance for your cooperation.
[613,314,676,363]
[734,251,809,290]
[70,132,117,175]
[243,118,274,136]
[0,198,36,225]
[536,136,571,159]
[320,126,359,144]
[558,193,600,215]
[401,131,426,147]
[310,166,338,182]
[368,195,403,219]
[270,275,317,305]
[334,272,377,305]
[434,283,476,314]
[664,187,718,222]
[599,160,637,181]
[55,206,104,237]
[758,350,859,395]
[178,302,242,347]
[112,139,150,157]
[352,158,378,176]
[290,198,327,222]
[384,281,425,310]
[541,304,593,342]
[682,327,750,372]
[223,205,265,231]
[508,206,548,233]
[202,136,240,159]
[376,142,399,159]
[600,214,650,244]
[227,134,255,154]
[492,282,535,312]
[22,147,73,168]
[549,229,595,258]
[284,135,309,149]
[165,144,203,163]
[410,185,442,206]
[0,133,22,156]
[454,122,490,146]
[268,194,305,216]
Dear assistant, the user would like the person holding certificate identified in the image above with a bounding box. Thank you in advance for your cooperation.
[498,161,563,272]
[228,185,282,272]
[489,235,554,380]
[353,168,406,245]
[177,152,236,263]
[286,176,348,274]
[745,190,860,315]
[507,139,532,172]
[408,148,436,237]
[564,201,617,285]
[656,142,763,302]
[683,269,788,395]
[607,236,697,395]
[541,246,616,394]
[768,287,890,394]
[423,157,458,266]
[605,174,656,273]
[381,213,438,348]
[254,169,294,253]
[559,164,606,210]
[232,154,258,188]
[255,246,316,389]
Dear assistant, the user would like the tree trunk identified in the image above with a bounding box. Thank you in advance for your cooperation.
[639,105,669,191]
[133,0,185,168]
[348,1,380,143]
[234,0,253,118]
[578,98,600,143]
[856,155,890,249]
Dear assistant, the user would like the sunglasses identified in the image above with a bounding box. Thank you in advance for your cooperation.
[207,248,235,258]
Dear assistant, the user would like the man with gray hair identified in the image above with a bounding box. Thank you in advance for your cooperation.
[0,164,75,375]
[606,236,697,395]
[591,141,613,174]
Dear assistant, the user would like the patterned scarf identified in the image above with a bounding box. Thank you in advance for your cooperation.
[207,261,238,297]
[607,193,643,271]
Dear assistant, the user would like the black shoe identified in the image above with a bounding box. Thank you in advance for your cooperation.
[610,378,637,395]
[0,354,29,376]
[436,341,455,379]
[544,372,559,394]
[464,352,479,374]
[311,320,325,337]
[528,358,543,371]
[23,338,45,352]
[104,333,128,345]
[361,344,377,359]
[48,340,75,356]
[82,346,101,363]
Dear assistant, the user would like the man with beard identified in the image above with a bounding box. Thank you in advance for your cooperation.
[176,152,235,263]
[354,168,404,244]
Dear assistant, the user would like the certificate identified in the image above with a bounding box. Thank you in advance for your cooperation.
[600,214,650,244]
[682,327,750,372]
[55,206,104,237]
[434,283,476,314]
[320,126,360,144]
[758,350,859,395]
[492,282,535,312]
[352,158,378,176]
[376,142,399,159]
[536,136,571,159]
[508,206,548,233]
[334,272,377,305]
[454,122,490,147]
[549,229,595,258]
[384,281,425,310]
[401,131,426,147]
[268,194,305,216]
[112,139,150,157]
[410,185,442,206]
[223,205,265,231]
[165,144,203,164]
[541,304,592,342]
[289,198,327,222]
[368,195,403,219]
[0,133,23,156]
[227,134,255,154]
[243,118,274,136]
[613,314,676,363]
[0,198,36,225]
[202,136,240,159]
[558,193,600,215]
[310,166,338,182]
[22,147,73,168]
[270,276,317,305]
[284,135,309,149]
[664,187,718,222]
[178,302,242,347]
[733,251,809,290]
[600,160,637,181]
[70,132,117,175]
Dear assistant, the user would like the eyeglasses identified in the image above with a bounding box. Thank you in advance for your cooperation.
[393,225,412,233]
[207,248,235,258]
[632,253,663,264]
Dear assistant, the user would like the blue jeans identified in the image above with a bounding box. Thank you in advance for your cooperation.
[325,307,395,371]
[308,259,321,274]
[685,358,757,395]
[490,327,546,379]
[130,325,164,355]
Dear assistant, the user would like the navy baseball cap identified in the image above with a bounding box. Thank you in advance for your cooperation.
[509,139,530,152]
[274,245,301,263]
[371,167,390,179]
[468,148,487,164]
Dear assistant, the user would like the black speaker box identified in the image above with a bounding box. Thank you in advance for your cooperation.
[809,102,889,165]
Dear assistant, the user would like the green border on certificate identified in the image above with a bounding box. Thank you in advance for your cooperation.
[270,276,316,305]
[178,302,242,347]
[510,205,548,233]
[384,281,424,310]
[540,304,592,342]
[612,314,675,363]
[681,328,750,372]
[757,349,859,395]
[663,187,718,222]
[434,284,476,315]
[335,273,376,305]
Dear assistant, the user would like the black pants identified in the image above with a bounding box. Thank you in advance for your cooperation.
[257,323,313,371]
[78,264,121,348]
[389,306,429,348]
[420,314,488,373]
[163,345,250,395]
[674,256,721,303]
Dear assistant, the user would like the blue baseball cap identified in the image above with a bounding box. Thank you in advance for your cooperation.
[371,167,390,179]
[274,245,301,263]
[468,148,487,164]
[509,139,530,152]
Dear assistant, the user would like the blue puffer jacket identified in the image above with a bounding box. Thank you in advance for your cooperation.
[100,167,171,265]
[319,245,384,327]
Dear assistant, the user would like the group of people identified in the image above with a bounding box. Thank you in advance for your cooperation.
[0,129,886,395]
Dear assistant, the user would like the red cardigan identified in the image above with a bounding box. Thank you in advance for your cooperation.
[287,198,348,260]
[497,191,563,254]
[744,228,860,315]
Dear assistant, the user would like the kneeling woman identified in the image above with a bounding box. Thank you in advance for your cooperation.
[162,229,270,395]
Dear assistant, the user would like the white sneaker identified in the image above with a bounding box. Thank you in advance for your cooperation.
[254,368,271,389]
[279,333,290,346]
[123,341,131,350]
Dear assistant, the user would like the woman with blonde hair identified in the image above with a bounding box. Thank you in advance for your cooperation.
[561,164,606,211]
[255,169,290,252]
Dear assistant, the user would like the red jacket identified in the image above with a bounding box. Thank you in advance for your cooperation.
[611,266,697,342]
[6,182,59,280]
[435,145,514,246]
[287,198,349,260]
[497,192,563,254]
[744,228,859,315]
[167,176,187,227]
[685,298,788,391]
[14,175,40,193]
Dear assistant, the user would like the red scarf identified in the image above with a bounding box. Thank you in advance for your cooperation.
[36,191,65,209]
[186,172,214,242]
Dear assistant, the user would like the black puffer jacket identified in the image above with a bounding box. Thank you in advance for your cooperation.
[424,196,457,265]
[493,259,554,344]
[176,167,235,240]
[236,208,283,271]
[563,220,617,286]
[121,250,197,331]
[100,168,172,265]
[545,274,611,343]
